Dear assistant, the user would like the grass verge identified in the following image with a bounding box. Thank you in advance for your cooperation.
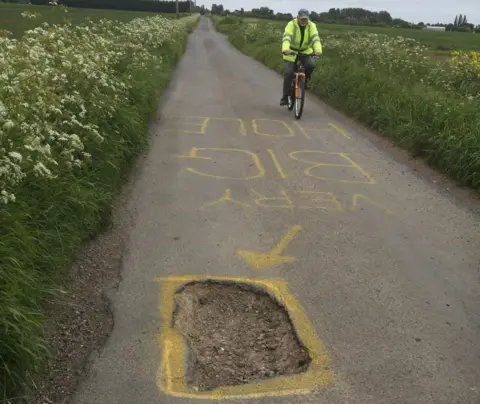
[0,14,199,402]
[213,16,480,189]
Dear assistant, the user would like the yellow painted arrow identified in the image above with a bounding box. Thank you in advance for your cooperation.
[237,225,303,270]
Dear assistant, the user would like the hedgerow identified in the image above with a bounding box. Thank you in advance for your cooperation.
[0,13,199,400]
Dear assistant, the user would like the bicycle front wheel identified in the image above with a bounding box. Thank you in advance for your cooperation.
[287,80,295,111]
[294,75,305,120]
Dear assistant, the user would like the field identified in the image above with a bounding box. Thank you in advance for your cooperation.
[213,16,480,189]
[242,17,480,53]
[0,3,188,37]
[0,8,199,402]
[320,25,480,53]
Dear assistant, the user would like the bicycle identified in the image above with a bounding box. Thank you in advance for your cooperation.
[285,53,318,120]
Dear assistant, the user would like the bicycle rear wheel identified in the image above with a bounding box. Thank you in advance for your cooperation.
[294,75,305,120]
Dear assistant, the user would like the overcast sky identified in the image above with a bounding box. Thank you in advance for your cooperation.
[204,0,479,25]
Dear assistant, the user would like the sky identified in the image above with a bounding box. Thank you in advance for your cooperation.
[203,0,480,25]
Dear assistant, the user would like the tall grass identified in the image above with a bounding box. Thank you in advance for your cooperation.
[213,16,480,189]
[0,13,199,401]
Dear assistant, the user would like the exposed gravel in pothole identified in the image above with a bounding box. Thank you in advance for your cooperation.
[172,281,311,391]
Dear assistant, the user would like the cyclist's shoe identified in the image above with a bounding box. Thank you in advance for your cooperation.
[280,96,288,106]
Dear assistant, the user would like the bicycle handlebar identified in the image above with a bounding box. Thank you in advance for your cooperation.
[286,52,321,57]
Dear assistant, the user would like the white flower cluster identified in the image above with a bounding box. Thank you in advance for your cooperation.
[323,32,480,101]
[0,14,198,204]
[335,33,430,79]
[21,11,39,20]
[243,23,261,42]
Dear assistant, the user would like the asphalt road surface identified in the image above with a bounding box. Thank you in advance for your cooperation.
[72,17,480,404]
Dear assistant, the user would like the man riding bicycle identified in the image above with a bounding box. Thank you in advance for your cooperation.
[280,9,323,106]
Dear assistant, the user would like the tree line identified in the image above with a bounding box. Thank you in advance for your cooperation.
[211,4,480,32]
[417,14,478,32]
[450,14,476,32]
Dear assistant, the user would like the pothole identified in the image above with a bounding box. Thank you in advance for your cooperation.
[172,280,312,391]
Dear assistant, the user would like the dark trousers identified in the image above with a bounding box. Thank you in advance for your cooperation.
[283,55,316,97]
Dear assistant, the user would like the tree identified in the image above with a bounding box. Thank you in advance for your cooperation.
[211,3,224,14]
[378,10,393,25]
[275,12,293,21]
[451,13,474,31]
[251,7,274,19]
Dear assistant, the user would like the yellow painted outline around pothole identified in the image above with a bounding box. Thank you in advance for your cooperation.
[154,275,333,399]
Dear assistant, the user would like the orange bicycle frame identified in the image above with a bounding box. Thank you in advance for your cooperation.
[294,72,305,97]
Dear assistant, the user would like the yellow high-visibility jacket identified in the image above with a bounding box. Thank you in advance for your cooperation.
[282,18,322,62]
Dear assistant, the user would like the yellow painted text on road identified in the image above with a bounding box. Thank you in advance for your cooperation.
[162,115,352,139]
[205,188,252,208]
[293,121,352,140]
[162,116,247,136]
[178,147,375,184]
[267,149,287,179]
[238,225,303,269]
[177,147,265,180]
[252,119,294,137]
[289,151,376,184]
[202,188,393,214]
[351,194,393,215]
[329,123,352,139]
[155,275,332,399]
[252,189,294,209]
[162,116,210,134]
[298,190,344,212]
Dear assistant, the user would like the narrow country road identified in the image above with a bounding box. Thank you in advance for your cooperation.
[72,17,480,404]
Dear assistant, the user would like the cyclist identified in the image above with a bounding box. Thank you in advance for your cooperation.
[280,9,323,106]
